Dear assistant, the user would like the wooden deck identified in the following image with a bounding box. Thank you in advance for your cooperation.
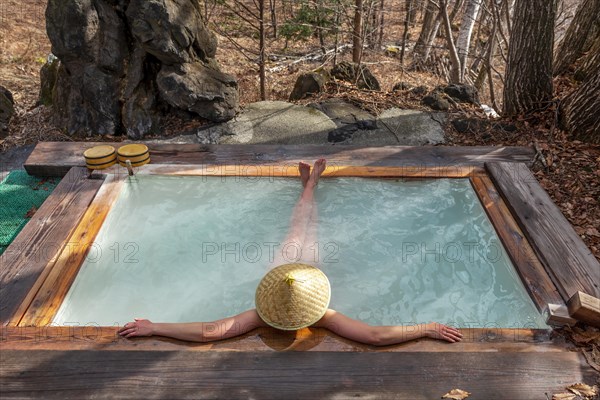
[1,143,598,398]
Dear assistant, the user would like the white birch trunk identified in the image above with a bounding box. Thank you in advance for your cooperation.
[456,0,482,82]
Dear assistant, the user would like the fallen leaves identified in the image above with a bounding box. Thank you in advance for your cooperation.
[24,206,37,218]
[553,383,599,400]
[442,389,471,400]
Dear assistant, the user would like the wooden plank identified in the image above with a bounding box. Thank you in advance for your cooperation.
[24,142,535,177]
[470,176,563,311]
[486,162,600,300]
[0,350,594,399]
[0,167,103,325]
[18,174,126,326]
[567,291,600,328]
[0,326,559,352]
[140,163,485,177]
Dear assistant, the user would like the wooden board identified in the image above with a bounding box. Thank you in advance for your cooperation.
[0,350,595,399]
[470,176,563,311]
[139,163,484,177]
[486,162,600,300]
[24,142,535,177]
[0,167,103,325]
[0,326,559,352]
[17,173,126,326]
[567,291,600,328]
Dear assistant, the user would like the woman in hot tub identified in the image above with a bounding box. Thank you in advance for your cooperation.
[119,159,462,346]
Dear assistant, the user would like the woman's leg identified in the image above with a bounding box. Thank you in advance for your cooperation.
[272,159,326,266]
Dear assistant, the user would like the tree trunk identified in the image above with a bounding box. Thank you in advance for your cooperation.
[353,0,363,62]
[574,32,600,81]
[554,0,600,76]
[456,0,482,82]
[259,0,266,100]
[269,0,277,38]
[439,0,462,83]
[378,0,385,47]
[560,37,600,143]
[400,0,413,65]
[503,0,556,116]
[412,1,437,67]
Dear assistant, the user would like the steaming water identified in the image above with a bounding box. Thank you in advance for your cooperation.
[53,175,547,328]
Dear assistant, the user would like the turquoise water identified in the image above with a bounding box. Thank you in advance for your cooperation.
[53,175,547,328]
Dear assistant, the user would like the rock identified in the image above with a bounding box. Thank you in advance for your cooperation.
[213,101,337,144]
[452,118,517,134]
[392,82,413,91]
[331,61,381,90]
[422,92,450,111]
[309,98,376,129]
[410,85,428,95]
[45,0,238,138]
[443,84,480,104]
[127,0,217,65]
[39,54,60,106]
[157,63,238,122]
[328,124,358,143]
[289,70,329,101]
[0,86,15,138]
[343,108,445,145]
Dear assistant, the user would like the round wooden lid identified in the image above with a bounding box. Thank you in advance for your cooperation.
[117,144,149,157]
[84,145,116,159]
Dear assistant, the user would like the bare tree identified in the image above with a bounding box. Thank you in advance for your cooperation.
[353,0,364,62]
[439,0,462,83]
[503,0,556,115]
[554,0,600,76]
[456,0,482,82]
[560,35,600,143]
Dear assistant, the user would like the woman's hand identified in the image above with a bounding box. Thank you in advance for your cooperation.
[118,318,154,338]
[425,322,463,343]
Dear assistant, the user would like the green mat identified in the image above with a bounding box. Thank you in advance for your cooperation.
[0,171,59,255]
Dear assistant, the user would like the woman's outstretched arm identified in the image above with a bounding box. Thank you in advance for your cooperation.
[118,309,268,342]
[314,309,463,346]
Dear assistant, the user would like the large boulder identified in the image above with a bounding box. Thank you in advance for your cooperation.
[331,61,381,91]
[443,84,479,104]
[157,63,238,122]
[289,70,330,101]
[0,86,15,138]
[44,0,238,138]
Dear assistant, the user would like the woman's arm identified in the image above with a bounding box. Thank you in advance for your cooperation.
[118,309,268,342]
[314,309,462,346]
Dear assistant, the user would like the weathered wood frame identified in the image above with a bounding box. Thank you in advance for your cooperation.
[5,162,561,345]
[3,144,598,398]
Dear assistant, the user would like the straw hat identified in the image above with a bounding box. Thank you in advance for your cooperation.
[255,263,331,330]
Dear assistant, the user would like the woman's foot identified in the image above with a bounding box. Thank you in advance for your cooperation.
[307,159,326,187]
[299,162,310,187]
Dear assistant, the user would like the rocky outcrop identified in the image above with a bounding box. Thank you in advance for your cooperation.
[443,84,479,104]
[422,92,450,111]
[331,62,381,91]
[289,70,330,101]
[0,86,14,138]
[44,0,238,138]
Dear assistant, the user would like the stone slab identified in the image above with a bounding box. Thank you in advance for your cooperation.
[348,109,446,146]
[209,101,337,145]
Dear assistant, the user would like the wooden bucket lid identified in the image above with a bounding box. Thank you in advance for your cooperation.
[118,144,149,157]
[84,145,116,160]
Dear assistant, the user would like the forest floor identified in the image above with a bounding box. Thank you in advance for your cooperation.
[0,0,598,261]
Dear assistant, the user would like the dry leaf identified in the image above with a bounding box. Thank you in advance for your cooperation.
[24,206,37,218]
[567,383,598,398]
[442,389,471,400]
[552,393,576,400]
[552,392,577,400]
